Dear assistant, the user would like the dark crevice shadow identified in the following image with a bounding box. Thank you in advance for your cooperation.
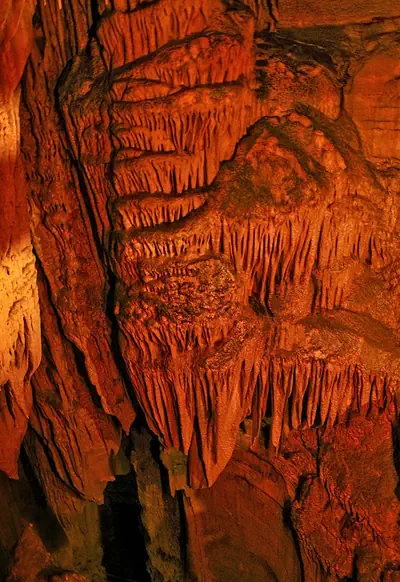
[176,490,189,577]
[19,445,69,555]
[90,0,101,33]
[100,470,151,582]
[104,265,146,418]
[391,423,400,502]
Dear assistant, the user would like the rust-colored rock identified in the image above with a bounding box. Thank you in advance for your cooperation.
[1,0,400,580]
[4,523,90,582]
[278,0,400,27]
[345,44,400,161]
[4,523,53,582]
[184,446,302,581]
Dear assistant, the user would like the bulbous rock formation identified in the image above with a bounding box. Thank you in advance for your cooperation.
[1,0,400,580]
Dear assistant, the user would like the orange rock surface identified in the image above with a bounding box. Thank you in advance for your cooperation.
[1,0,400,579]
[0,0,40,478]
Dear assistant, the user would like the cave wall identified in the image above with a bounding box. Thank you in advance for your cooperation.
[0,0,40,479]
[1,0,400,580]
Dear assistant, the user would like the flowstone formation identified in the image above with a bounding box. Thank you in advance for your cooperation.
[1,0,400,580]
[0,0,40,479]
[59,0,400,490]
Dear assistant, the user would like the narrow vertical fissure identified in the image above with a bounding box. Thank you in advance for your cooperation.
[176,490,189,577]
[391,423,400,502]
[100,470,151,582]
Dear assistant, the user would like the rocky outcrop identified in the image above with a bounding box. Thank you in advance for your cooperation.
[4,523,90,582]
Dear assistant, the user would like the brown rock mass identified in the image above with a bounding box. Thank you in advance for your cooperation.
[1,0,400,580]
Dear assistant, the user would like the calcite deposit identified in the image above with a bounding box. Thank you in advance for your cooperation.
[0,0,41,479]
[1,0,400,580]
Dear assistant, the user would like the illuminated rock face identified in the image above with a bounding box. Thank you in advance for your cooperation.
[60,0,399,490]
[2,0,400,580]
[0,0,40,478]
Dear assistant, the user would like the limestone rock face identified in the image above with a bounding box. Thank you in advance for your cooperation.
[1,0,400,580]
[0,0,41,478]
[278,0,400,27]
[4,523,90,582]
[345,44,400,161]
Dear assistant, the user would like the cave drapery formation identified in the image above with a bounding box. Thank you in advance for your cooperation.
[1,0,400,580]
